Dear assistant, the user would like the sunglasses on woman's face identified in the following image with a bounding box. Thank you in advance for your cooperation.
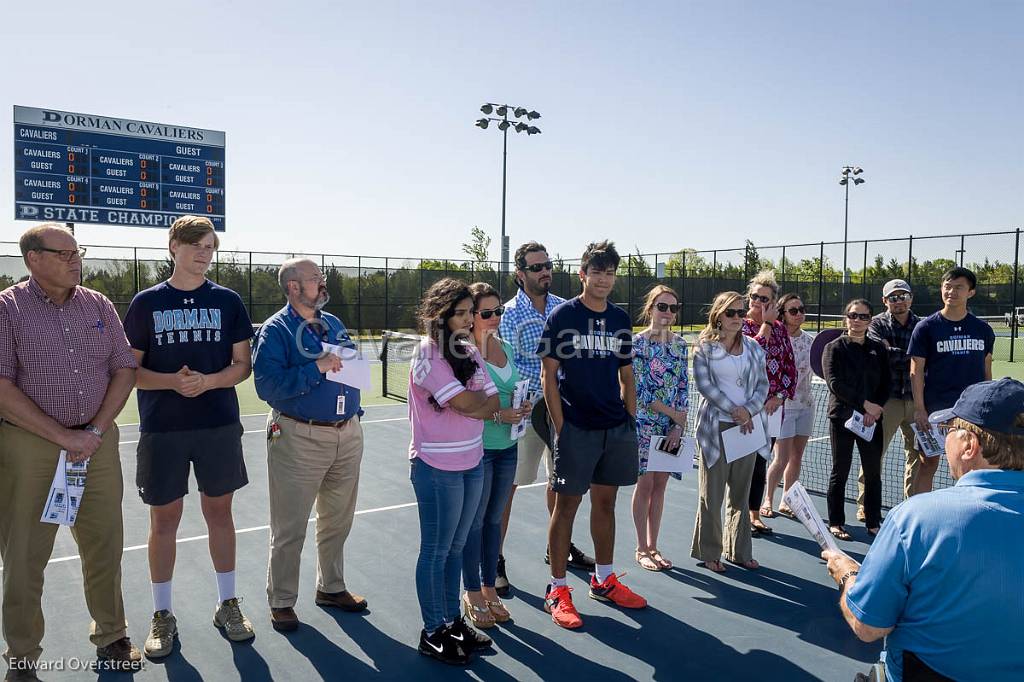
[476,306,505,320]
[750,294,772,304]
[524,261,553,273]
[722,308,746,318]
[655,302,681,313]
[786,306,806,315]
[846,312,872,321]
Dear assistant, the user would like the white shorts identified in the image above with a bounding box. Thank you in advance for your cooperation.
[513,424,553,486]
[780,406,814,439]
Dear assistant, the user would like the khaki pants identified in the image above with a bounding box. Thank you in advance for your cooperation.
[857,398,921,512]
[691,423,757,564]
[0,421,126,665]
[266,412,363,608]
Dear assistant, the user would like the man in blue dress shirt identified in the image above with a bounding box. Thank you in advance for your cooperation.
[252,258,367,632]
[822,378,1024,681]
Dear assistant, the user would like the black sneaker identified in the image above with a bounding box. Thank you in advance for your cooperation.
[545,543,596,570]
[568,543,596,570]
[418,627,469,666]
[450,616,492,651]
[494,555,511,597]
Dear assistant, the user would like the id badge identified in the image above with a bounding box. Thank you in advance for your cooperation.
[336,394,346,416]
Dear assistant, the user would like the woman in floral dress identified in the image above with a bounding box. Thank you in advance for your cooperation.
[631,285,689,572]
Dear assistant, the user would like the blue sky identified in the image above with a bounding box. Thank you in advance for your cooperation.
[1,1,1020,263]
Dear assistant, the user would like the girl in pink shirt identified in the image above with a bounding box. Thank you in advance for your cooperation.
[408,278,500,665]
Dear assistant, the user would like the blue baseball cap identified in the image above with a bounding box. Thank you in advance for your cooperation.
[929,378,1024,435]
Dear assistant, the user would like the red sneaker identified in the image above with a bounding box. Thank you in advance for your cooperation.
[544,584,583,629]
[589,573,647,609]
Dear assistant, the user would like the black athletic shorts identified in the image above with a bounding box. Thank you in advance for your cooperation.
[550,417,639,495]
[136,422,248,506]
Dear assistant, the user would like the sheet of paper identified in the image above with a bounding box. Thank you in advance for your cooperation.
[510,379,531,440]
[646,436,696,474]
[766,408,784,438]
[41,450,88,526]
[911,423,945,458]
[782,481,845,554]
[721,418,768,463]
[324,344,372,391]
[844,411,876,441]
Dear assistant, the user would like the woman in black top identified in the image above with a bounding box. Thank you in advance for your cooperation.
[822,299,890,539]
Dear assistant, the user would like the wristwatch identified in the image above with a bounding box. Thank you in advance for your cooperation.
[839,570,859,590]
[84,424,104,437]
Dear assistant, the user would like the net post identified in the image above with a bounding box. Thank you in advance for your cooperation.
[1012,229,1020,362]
[816,241,824,332]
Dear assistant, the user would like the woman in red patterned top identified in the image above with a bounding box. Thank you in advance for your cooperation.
[741,271,797,535]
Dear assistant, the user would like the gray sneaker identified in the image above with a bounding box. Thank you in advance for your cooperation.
[144,610,177,659]
[214,597,255,642]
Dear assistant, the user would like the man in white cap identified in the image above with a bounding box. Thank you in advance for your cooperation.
[860,279,921,517]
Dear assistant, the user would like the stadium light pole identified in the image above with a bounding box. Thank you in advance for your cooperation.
[839,165,865,304]
[475,103,542,295]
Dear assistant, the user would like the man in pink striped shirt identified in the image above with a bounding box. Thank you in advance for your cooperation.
[0,224,139,680]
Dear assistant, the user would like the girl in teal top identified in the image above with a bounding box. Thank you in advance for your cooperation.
[462,283,532,630]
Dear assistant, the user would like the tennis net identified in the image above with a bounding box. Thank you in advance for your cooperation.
[380,330,421,401]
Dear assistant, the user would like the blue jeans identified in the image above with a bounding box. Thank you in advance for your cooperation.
[410,457,484,632]
[462,445,518,591]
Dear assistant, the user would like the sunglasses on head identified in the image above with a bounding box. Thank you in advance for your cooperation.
[936,420,960,437]
[750,293,772,304]
[786,306,806,315]
[476,306,505,320]
[524,261,553,273]
[655,302,681,313]
[846,312,872,321]
[722,308,746,318]
[886,293,911,302]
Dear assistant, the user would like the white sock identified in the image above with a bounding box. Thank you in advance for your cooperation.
[595,564,614,583]
[550,576,567,588]
[152,580,173,614]
[216,570,236,603]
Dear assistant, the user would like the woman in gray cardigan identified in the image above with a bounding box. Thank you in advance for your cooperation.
[690,291,771,572]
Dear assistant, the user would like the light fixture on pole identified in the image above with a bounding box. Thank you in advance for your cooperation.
[475,102,542,295]
[838,165,866,304]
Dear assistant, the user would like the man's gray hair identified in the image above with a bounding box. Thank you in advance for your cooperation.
[19,223,72,266]
[278,257,318,296]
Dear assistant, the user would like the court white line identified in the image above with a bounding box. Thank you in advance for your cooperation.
[117,417,408,445]
[17,482,549,568]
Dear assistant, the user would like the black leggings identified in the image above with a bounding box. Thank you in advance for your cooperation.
[827,419,883,527]
[748,438,775,512]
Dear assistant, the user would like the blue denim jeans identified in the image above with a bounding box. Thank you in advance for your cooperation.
[410,457,484,632]
[462,445,518,590]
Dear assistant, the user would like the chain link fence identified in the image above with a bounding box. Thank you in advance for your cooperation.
[2,228,1020,359]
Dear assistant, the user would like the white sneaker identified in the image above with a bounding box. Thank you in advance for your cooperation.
[144,610,178,659]
[214,597,255,642]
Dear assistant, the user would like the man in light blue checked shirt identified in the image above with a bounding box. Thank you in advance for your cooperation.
[494,241,594,596]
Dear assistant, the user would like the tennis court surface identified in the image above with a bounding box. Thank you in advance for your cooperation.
[1,400,886,681]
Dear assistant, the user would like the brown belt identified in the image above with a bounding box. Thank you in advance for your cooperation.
[279,412,351,429]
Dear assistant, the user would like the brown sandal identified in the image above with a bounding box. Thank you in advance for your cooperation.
[485,599,511,622]
[650,549,673,570]
[698,560,727,573]
[636,549,661,572]
[462,593,495,628]
[829,526,852,542]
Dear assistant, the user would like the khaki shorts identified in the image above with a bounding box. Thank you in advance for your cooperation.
[513,423,553,486]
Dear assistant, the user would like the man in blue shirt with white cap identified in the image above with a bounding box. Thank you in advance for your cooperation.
[822,377,1024,681]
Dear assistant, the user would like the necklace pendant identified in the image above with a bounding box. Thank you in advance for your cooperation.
[736,378,744,387]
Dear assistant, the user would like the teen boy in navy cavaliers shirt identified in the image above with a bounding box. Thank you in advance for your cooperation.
[537,240,647,630]
[908,266,994,495]
[123,215,256,658]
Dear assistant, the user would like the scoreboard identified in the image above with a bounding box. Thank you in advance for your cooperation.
[13,106,226,231]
